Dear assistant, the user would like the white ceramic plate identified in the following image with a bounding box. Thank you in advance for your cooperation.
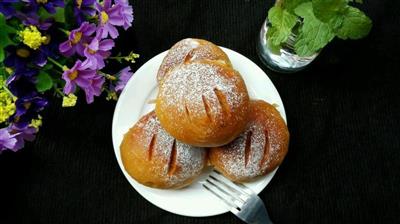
[112,47,286,217]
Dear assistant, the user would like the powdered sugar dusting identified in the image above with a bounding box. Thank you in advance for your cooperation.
[159,62,246,129]
[139,112,206,186]
[157,38,230,82]
[220,121,267,179]
[157,39,200,82]
[214,101,289,180]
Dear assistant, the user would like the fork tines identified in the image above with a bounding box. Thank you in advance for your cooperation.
[202,170,253,214]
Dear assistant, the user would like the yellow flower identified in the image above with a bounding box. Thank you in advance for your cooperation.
[30,115,43,129]
[0,78,16,123]
[76,0,83,9]
[126,52,140,63]
[5,67,13,75]
[19,26,47,50]
[62,93,77,107]
[106,91,118,101]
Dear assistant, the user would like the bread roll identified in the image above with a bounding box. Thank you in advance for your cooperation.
[209,100,289,182]
[156,60,249,147]
[120,111,207,189]
[157,38,231,83]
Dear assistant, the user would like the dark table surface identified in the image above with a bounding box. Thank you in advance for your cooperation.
[2,0,400,223]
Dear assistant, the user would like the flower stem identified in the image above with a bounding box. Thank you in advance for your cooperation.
[108,56,123,59]
[51,69,63,75]
[98,71,117,80]
[108,52,139,63]
[54,87,65,97]
[47,57,68,71]
[1,82,15,98]
[58,28,70,36]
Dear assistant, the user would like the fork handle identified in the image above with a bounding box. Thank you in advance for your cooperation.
[245,204,274,224]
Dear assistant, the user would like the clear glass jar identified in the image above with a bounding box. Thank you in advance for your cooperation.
[257,18,319,73]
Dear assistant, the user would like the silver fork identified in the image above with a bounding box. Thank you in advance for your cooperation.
[202,170,274,224]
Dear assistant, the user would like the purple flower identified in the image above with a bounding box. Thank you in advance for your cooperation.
[115,0,133,30]
[62,60,105,104]
[6,69,38,97]
[0,0,18,19]
[114,66,133,92]
[82,33,114,69]
[18,12,54,31]
[10,125,37,151]
[12,125,37,145]
[0,128,17,152]
[23,0,64,14]
[0,125,37,152]
[4,45,47,71]
[12,94,48,128]
[59,22,96,57]
[83,75,104,104]
[95,0,124,39]
[73,0,96,25]
[62,60,97,94]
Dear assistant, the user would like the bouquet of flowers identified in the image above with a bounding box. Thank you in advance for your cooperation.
[0,0,137,152]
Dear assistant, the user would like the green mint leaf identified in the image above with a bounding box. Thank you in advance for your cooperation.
[349,0,363,3]
[36,71,54,92]
[294,2,335,56]
[312,0,347,23]
[335,6,372,40]
[268,6,298,46]
[327,15,344,32]
[294,2,315,20]
[266,27,282,54]
[282,0,311,13]
[0,14,17,62]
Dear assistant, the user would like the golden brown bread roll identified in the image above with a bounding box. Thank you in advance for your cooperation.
[157,38,231,83]
[209,100,289,182]
[120,111,207,189]
[155,60,250,147]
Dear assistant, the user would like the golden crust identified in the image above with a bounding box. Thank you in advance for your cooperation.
[156,60,249,147]
[120,111,207,189]
[157,38,232,83]
[209,100,289,182]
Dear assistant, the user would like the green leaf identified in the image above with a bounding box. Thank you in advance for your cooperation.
[38,8,65,23]
[328,15,344,32]
[0,48,5,63]
[0,14,17,62]
[53,8,66,23]
[36,71,54,92]
[64,0,77,29]
[294,2,335,56]
[268,6,298,46]
[43,63,54,70]
[335,6,372,40]
[0,66,8,79]
[312,0,347,23]
[282,0,310,13]
[349,0,363,3]
[266,27,282,54]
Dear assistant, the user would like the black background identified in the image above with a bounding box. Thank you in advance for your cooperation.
[1,0,400,223]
